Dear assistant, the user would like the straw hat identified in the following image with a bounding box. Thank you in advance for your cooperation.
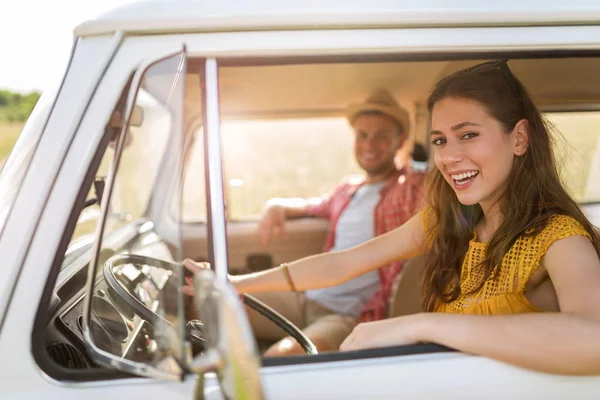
[346,89,410,134]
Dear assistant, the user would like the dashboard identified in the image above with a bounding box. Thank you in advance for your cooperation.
[44,221,187,369]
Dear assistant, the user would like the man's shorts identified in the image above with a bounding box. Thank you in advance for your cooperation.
[245,291,358,351]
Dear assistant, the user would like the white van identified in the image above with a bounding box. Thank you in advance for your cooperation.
[2,1,600,398]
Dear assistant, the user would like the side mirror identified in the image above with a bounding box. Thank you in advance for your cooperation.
[190,270,264,400]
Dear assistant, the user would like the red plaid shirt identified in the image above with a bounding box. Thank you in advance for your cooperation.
[306,169,424,322]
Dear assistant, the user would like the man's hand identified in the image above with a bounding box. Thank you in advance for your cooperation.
[258,204,287,246]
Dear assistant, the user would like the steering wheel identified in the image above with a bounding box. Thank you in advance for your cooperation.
[103,254,318,355]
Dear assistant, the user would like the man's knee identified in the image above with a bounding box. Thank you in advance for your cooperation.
[263,337,305,357]
[263,333,342,357]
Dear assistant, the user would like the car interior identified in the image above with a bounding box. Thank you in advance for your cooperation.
[33,55,600,381]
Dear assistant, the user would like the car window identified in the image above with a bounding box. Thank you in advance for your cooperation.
[183,117,363,222]
[545,111,600,204]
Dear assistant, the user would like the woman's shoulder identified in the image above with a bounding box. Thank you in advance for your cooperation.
[540,214,590,239]
[530,214,592,252]
[511,214,593,269]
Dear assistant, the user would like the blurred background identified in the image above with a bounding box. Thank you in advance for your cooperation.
[0,0,137,166]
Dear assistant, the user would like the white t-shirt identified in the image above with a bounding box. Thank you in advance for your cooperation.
[305,182,384,317]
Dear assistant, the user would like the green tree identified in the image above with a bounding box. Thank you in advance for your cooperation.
[0,89,41,122]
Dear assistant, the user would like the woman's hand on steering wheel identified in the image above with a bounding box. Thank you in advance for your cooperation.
[182,259,230,296]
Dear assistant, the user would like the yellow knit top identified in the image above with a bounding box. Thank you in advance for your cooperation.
[424,212,591,315]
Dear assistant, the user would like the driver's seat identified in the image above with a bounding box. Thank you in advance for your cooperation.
[388,254,425,318]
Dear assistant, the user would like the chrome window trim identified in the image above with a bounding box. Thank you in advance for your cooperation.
[203,58,230,283]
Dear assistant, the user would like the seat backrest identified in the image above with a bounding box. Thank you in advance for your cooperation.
[388,254,426,318]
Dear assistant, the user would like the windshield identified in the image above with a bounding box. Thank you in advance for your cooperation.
[83,51,188,377]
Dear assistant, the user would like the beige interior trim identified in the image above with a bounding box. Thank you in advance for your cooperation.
[182,218,329,273]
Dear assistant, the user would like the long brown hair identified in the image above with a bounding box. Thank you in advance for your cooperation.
[422,60,600,311]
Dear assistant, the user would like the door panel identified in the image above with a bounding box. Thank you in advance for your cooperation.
[182,218,328,273]
[255,352,600,399]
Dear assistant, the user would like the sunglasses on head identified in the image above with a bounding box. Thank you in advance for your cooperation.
[463,59,523,106]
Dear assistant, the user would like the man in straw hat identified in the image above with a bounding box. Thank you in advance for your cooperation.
[252,89,425,356]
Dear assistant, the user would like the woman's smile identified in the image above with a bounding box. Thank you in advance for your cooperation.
[448,169,480,190]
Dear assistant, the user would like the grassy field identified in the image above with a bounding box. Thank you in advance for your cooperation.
[0,121,24,166]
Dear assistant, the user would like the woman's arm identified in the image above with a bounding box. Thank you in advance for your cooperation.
[231,211,428,294]
[341,234,600,375]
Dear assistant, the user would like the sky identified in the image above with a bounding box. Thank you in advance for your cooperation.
[0,0,138,93]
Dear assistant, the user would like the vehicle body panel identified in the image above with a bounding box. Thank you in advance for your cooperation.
[74,0,600,37]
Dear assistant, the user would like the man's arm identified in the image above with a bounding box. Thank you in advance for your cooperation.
[258,184,339,246]
[265,197,311,219]
[258,195,331,246]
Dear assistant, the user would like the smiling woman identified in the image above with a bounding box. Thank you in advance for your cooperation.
[421,60,597,313]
